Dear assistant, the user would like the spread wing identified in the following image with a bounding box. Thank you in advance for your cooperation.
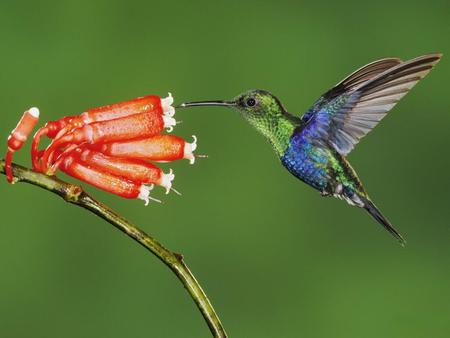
[301,53,442,156]
[301,57,403,122]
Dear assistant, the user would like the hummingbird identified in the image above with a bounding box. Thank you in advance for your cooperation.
[179,53,442,245]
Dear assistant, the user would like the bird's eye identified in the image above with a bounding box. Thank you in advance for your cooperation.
[246,97,256,107]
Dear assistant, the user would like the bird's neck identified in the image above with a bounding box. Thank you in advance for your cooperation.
[255,112,299,158]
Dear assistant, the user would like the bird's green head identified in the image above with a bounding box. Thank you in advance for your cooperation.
[232,89,286,131]
[178,90,298,155]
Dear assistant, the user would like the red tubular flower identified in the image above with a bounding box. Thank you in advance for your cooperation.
[60,152,160,205]
[5,93,202,204]
[77,148,174,193]
[31,94,176,171]
[5,107,40,182]
[92,134,198,164]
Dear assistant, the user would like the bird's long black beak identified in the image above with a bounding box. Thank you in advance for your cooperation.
[176,100,236,108]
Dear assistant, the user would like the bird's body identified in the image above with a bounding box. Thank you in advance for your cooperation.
[180,53,442,244]
[282,126,365,203]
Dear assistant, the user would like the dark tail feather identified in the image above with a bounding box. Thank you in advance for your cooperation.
[363,199,406,246]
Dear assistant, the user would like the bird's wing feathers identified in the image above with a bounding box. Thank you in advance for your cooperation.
[301,57,403,122]
[301,54,442,156]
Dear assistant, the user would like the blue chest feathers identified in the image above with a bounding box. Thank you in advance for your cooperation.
[281,129,330,191]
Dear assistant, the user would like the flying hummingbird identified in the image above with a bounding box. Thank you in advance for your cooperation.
[179,53,442,245]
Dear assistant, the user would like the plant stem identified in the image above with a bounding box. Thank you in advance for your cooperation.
[0,159,227,338]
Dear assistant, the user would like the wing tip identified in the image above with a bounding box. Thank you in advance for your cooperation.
[427,52,443,58]
[414,52,443,65]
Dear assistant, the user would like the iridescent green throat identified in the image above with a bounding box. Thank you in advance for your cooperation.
[241,112,296,158]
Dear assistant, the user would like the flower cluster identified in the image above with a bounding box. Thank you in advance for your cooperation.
[5,94,198,204]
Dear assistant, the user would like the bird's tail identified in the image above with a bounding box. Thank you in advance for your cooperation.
[362,198,406,246]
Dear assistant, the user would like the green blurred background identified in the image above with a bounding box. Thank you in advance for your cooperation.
[1,1,449,337]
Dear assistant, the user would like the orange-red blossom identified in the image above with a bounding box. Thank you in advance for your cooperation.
[5,94,199,204]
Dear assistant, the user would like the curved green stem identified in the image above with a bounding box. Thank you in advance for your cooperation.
[0,159,227,338]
